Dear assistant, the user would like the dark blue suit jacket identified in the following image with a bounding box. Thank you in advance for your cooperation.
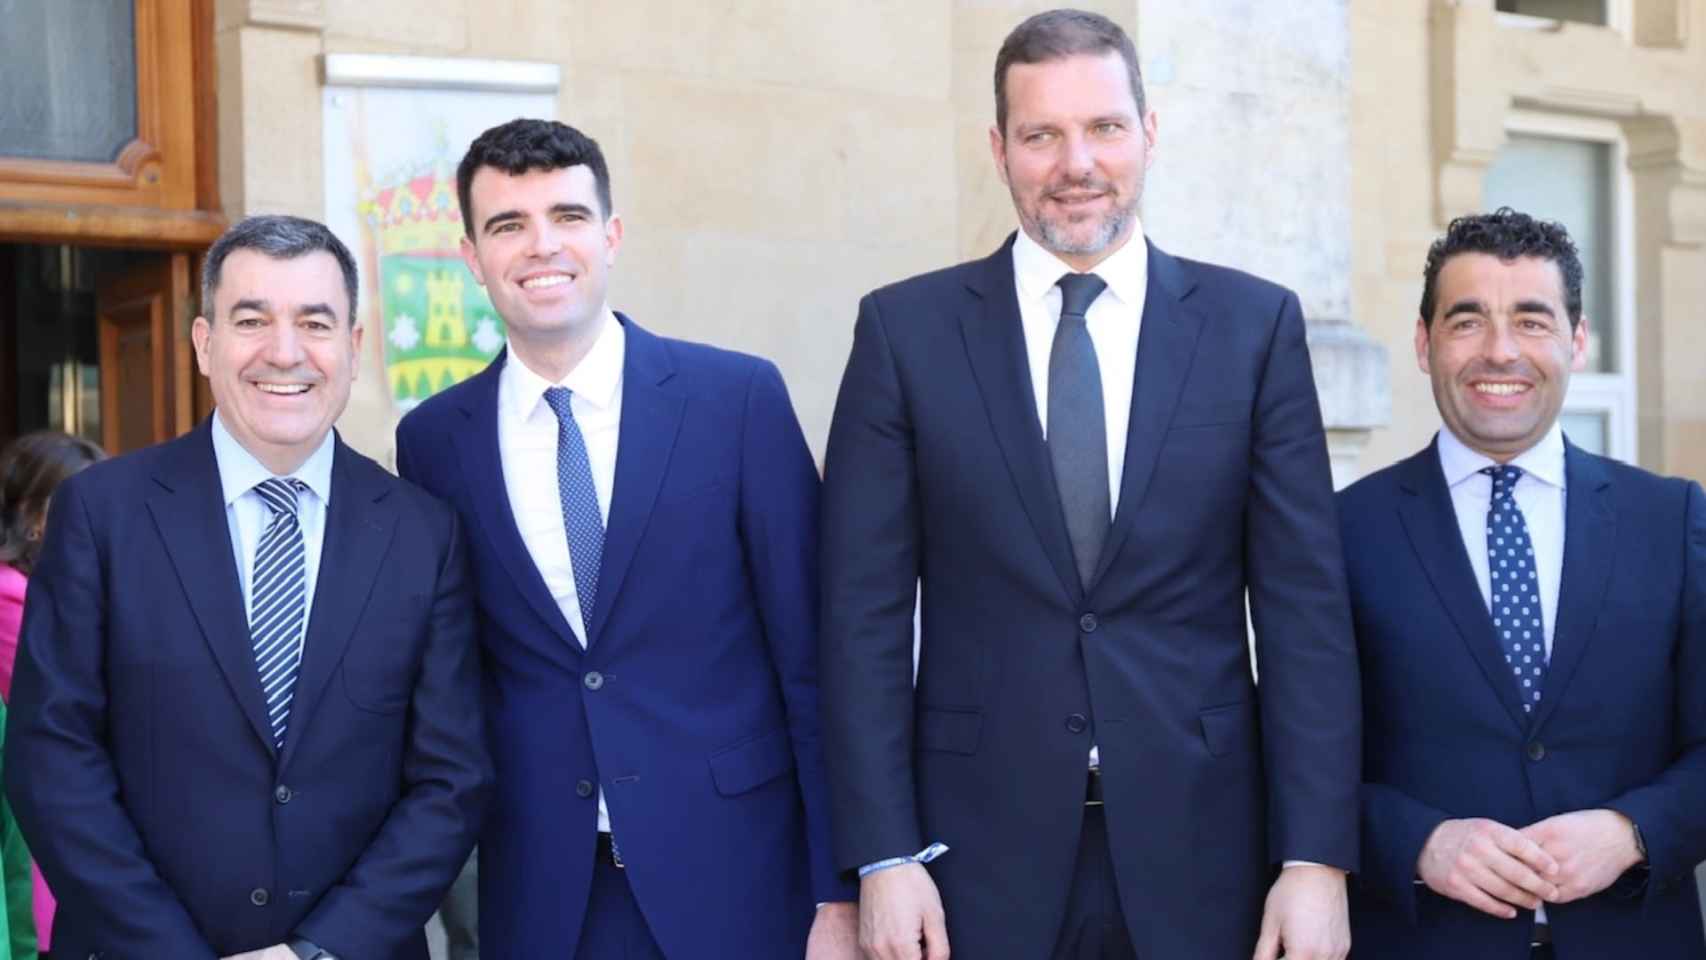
[4,422,491,959]
[395,316,847,958]
[1341,438,1706,958]
[820,237,1362,959]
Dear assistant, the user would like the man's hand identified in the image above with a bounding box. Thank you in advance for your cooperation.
[1252,863,1351,960]
[1417,817,1560,918]
[1520,809,1644,904]
[220,947,298,960]
[807,901,860,959]
[858,862,949,960]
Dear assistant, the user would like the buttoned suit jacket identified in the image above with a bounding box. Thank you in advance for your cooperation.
[4,421,492,959]
[395,315,849,959]
[820,235,1363,960]
[1341,438,1706,959]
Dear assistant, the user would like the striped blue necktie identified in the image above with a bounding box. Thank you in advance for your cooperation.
[544,387,604,635]
[251,477,308,749]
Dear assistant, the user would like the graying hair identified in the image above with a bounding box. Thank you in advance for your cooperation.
[994,9,1146,135]
[201,215,360,323]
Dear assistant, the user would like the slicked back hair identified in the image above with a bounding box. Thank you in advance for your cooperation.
[994,8,1146,137]
[201,215,360,324]
[1420,207,1584,329]
[457,118,612,237]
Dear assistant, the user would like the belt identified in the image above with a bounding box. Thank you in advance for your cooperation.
[1086,767,1103,806]
[596,831,625,869]
[1531,924,1551,947]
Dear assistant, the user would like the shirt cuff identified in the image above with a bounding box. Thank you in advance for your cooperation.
[1282,859,1345,873]
[858,841,951,878]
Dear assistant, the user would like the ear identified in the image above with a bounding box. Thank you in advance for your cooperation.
[603,212,624,267]
[1414,315,1431,375]
[460,235,487,286]
[191,315,213,376]
[1141,109,1159,169]
[988,124,1011,187]
[349,322,364,381]
[1570,317,1589,372]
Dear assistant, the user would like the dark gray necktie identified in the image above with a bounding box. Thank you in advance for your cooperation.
[1047,272,1110,591]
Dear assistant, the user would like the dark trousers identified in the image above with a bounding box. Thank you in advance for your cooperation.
[574,834,667,960]
[1051,800,1138,960]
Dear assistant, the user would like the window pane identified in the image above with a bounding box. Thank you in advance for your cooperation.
[1484,134,1615,373]
[0,0,138,163]
[1559,410,1608,456]
[1495,0,1609,24]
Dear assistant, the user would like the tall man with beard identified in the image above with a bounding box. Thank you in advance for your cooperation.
[820,9,1361,960]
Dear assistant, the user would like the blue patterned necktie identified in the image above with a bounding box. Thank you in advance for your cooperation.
[544,386,604,635]
[250,478,309,749]
[1482,465,1546,713]
[1048,272,1111,590]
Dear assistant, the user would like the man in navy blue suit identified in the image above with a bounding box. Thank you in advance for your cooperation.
[5,215,491,959]
[820,10,1361,960]
[395,119,857,959]
[1340,208,1706,958]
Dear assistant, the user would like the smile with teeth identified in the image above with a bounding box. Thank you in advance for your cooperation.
[255,382,311,395]
[521,274,573,290]
[1472,382,1530,396]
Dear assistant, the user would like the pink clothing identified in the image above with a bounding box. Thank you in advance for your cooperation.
[0,563,54,949]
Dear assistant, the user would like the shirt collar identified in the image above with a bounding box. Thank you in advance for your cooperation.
[1436,421,1567,492]
[501,308,626,421]
[1011,223,1148,310]
[210,410,335,508]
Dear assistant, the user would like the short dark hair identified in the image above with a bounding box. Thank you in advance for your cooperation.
[1420,207,1584,329]
[456,119,613,237]
[202,215,360,324]
[0,431,105,575]
[994,9,1146,136]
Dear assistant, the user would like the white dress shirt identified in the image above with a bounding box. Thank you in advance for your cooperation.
[497,309,624,832]
[210,411,333,629]
[1012,226,1147,772]
[1437,422,1566,922]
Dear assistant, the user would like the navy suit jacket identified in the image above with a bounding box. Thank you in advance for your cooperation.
[395,316,848,958]
[1341,438,1706,958]
[820,237,1362,959]
[4,422,491,959]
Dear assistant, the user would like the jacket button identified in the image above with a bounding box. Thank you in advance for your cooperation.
[249,887,270,906]
[575,779,595,798]
[584,671,604,691]
[1527,741,1546,762]
[274,785,292,804]
[1065,713,1089,734]
[1079,613,1099,633]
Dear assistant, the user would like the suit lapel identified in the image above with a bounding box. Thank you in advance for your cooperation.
[959,238,1082,604]
[1092,243,1204,588]
[280,440,396,768]
[1530,443,1615,733]
[451,353,581,654]
[1395,442,1529,730]
[145,422,278,757]
[585,315,684,645]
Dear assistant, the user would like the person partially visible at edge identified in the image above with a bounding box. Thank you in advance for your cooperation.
[1340,207,1706,959]
[819,8,1360,960]
[395,118,857,960]
[4,215,491,959]
[0,429,104,957]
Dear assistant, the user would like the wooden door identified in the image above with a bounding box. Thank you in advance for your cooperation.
[96,252,196,454]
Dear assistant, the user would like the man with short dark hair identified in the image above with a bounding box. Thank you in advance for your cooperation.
[1341,207,1706,958]
[821,9,1360,960]
[6,215,492,960]
[396,118,857,959]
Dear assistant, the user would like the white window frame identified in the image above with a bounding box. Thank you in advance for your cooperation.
[1496,109,1638,463]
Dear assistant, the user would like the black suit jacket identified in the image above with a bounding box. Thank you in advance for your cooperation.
[5,421,492,959]
[820,236,1362,959]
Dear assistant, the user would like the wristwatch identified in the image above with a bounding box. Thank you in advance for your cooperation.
[288,937,339,960]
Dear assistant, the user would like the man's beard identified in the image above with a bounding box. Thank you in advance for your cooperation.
[1017,179,1139,259]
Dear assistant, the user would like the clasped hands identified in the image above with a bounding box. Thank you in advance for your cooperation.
[1417,809,1644,918]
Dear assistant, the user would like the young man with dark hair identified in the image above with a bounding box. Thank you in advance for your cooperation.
[1340,207,1706,958]
[820,8,1361,960]
[397,118,857,959]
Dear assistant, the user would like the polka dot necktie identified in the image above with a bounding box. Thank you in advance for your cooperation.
[1482,465,1546,713]
[250,477,309,749]
[544,387,604,635]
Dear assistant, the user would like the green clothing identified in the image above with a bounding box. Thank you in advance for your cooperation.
[0,701,36,960]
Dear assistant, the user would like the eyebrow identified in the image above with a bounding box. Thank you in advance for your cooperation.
[1441,298,1558,321]
[228,299,340,321]
[481,202,596,235]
